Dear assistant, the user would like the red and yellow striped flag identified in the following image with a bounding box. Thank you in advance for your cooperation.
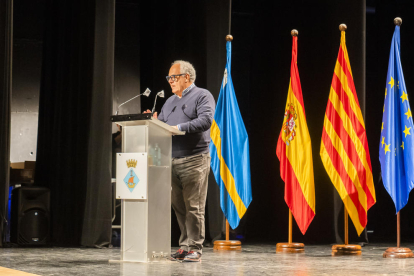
[320,28,376,235]
[276,32,315,235]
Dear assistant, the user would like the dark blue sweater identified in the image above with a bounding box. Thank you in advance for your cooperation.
[158,85,216,158]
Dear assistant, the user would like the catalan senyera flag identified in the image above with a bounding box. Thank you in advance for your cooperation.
[320,28,376,235]
[276,33,315,235]
[380,22,414,213]
[209,39,252,230]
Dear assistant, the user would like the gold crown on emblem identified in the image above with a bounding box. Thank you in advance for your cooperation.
[126,159,137,168]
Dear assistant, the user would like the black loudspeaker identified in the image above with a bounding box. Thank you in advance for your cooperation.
[10,187,50,245]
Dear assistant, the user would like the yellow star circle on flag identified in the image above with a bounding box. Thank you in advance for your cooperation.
[384,143,391,154]
[401,141,405,150]
[403,125,411,137]
[405,109,412,120]
[389,77,394,88]
[401,91,408,103]
[381,136,385,147]
[381,122,384,131]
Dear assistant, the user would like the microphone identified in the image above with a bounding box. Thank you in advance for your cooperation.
[115,88,151,115]
[182,104,192,120]
[151,90,165,113]
[165,106,177,121]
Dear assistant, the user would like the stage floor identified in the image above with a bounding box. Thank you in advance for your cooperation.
[0,243,413,275]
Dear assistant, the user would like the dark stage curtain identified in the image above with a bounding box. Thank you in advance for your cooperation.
[205,0,229,241]
[36,0,114,246]
[81,0,115,248]
[138,0,230,243]
[0,0,13,247]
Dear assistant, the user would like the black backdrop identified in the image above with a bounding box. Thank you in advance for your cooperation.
[232,0,414,244]
[0,0,13,248]
[234,0,366,244]
[35,0,114,246]
[365,0,414,242]
[136,0,414,245]
[2,0,414,246]
[137,0,366,244]
[227,0,414,244]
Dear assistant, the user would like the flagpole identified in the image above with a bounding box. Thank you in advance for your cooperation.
[212,33,242,252]
[228,0,232,34]
[214,217,241,251]
[397,212,400,248]
[384,210,414,257]
[223,35,232,245]
[276,29,304,254]
[329,23,362,256]
[382,17,413,259]
[224,31,233,247]
[226,219,230,241]
[344,208,348,245]
[288,210,292,244]
[276,206,304,253]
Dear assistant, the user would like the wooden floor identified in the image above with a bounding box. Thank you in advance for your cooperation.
[0,267,39,276]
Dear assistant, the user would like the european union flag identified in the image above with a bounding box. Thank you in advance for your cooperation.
[380,24,414,213]
[209,40,252,229]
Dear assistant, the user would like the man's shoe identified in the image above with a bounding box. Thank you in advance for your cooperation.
[183,251,202,262]
[170,249,188,261]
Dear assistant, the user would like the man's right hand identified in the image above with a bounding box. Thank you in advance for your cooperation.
[143,109,157,119]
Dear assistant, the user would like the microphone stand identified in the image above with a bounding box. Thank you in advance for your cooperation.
[151,90,165,114]
[115,88,151,115]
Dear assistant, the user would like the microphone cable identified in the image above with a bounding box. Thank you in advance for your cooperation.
[181,104,192,120]
[165,106,177,121]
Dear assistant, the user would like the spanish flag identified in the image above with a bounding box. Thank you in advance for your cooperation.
[276,31,315,235]
[320,26,376,235]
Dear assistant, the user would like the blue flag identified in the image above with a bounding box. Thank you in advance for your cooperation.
[209,41,252,229]
[380,25,414,213]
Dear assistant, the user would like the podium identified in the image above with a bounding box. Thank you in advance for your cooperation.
[110,114,184,263]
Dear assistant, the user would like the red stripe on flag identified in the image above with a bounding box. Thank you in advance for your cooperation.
[331,74,373,173]
[331,75,364,136]
[277,136,315,234]
[325,100,375,208]
[338,46,360,108]
[290,36,306,118]
[321,127,367,227]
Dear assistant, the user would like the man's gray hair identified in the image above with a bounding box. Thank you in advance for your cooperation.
[172,60,196,83]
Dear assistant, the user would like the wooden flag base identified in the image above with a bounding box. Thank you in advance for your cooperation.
[383,247,414,258]
[213,240,242,251]
[276,242,304,253]
[331,244,361,256]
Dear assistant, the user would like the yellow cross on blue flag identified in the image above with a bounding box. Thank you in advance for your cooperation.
[210,40,252,229]
[380,23,414,213]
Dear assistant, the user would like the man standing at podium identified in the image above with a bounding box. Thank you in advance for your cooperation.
[146,60,215,262]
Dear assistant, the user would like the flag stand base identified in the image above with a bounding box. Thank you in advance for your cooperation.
[331,244,361,256]
[276,243,304,253]
[213,240,242,251]
[383,247,414,258]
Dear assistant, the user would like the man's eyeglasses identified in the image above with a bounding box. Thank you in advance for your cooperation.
[166,74,187,82]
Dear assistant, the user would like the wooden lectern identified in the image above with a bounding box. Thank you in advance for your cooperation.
[109,114,184,263]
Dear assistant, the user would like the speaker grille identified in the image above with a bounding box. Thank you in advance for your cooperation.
[19,209,49,244]
[10,187,50,245]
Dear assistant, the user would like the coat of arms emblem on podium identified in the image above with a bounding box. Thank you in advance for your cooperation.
[124,159,140,192]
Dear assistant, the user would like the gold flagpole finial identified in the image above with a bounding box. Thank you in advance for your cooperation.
[226,35,233,41]
[394,17,402,26]
[291,29,298,37]
[339,24,347,32]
